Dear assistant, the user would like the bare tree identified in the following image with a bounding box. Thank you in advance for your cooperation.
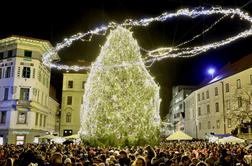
[226,86,252,134]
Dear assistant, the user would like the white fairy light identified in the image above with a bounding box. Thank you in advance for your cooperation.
[42,7,252,71]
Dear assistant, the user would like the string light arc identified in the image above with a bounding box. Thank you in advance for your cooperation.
[42,7,252,71]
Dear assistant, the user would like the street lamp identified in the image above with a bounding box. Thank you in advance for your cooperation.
[207,68,216,79]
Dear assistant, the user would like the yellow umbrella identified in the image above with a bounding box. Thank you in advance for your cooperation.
[64,134,79,139]
[166,131,193,141]
[39,134,59,139]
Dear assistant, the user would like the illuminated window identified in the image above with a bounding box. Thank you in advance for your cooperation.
[228,119,231,128]
[226,100,231,110]
[0,111,6,124]
[17,112,27,124]
[207,105,210,114]
[215,87,218,96]
[67,96,72,105]
[225,83,229,92]
[216,120,220,129]
[66,112,71,123]
[208,121,211,129]
[68,81,73,88]
[16,135,25,145]
[4,88,9,100]
[238,97,242,108]
[237,79,241,89]
[5,67,11,78]
[198,107,201,116]
[22,67,30,78]
[206,90,209,99]
[82,81,85,89]
[215,102,219,112]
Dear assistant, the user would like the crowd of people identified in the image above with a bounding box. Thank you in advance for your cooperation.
[1,141,252,166]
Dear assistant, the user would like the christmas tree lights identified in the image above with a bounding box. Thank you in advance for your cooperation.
[78,27,160,146]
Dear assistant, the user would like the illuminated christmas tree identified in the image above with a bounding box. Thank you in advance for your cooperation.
[79,26,161,146]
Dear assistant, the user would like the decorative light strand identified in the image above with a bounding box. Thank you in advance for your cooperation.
[42,7,252,71]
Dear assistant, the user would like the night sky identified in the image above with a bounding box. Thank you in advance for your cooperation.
[1,0,252,118]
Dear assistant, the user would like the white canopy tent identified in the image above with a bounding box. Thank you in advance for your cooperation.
[166,131,193,141]
[219,136,245,144]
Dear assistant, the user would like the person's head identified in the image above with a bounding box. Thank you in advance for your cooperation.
[133,156,146,166]
[119,150,127,159]
[181,155,191,166]
[196,161,208,166]
[64,157,72,166]
[50,152,63,166]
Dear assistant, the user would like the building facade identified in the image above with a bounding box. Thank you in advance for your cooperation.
[60,73,88,136]
[0,36,60,144]
[184,67,252,139]
[169,86,196,132]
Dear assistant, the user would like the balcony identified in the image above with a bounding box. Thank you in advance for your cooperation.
[16,100,31,108]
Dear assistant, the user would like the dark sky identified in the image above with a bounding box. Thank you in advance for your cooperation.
[1,0,252,118]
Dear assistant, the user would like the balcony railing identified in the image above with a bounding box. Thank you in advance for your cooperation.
[16,100,31,108]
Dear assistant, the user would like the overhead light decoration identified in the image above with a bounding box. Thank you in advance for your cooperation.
[42,7,252,71]
[78,27,160,146]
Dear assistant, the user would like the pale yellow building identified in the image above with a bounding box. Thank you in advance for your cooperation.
[184,56,252,139]
[0,36,60,144]
[60,73,88,136]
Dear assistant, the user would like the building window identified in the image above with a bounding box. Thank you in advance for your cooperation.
[250,74,252,84]
[0,68,2,79]
[226,100,231,110]
[24,50,32,58]
[43,115,46,127]
[39,114,42,127]
[237,79,241,89]
[197,94,200,101]
[32,68,35,79]
[67,96,72,105]
[35,113,39,126]
[199,122,201,130]
[38,70,41,82]
[206,90,209,99]
[4,88,9,100]
[17,112,27,124]
[208,121,211,129]
[225,83,229,92]
[16,135,25,145]
[20,88,29,100]
[228,119,232,128]
[215,87,218,96]
[216,120,220,129]
[238,97,242,108]
[68,81,73,88]
[207,105,210,114]
[202,92,205,100]
[215,102,219,112]
[0,52,3,59]
[66,112,71,123]
[198,107,201,116]
[22,67,30,78]
[5,67,11,78]
[0,111,6,124]
[17,67,20,77]
[179,104,182,110]
[82,81,85,89]
[7,50,13,58]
